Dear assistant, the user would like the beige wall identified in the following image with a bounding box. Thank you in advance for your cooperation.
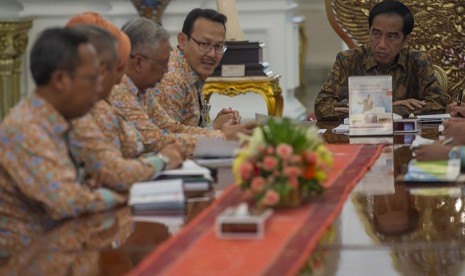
[295,0,344,76]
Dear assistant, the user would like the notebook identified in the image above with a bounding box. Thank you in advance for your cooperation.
[403,158,461,182]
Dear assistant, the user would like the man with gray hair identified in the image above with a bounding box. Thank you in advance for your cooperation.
[110,17,253,157]
[67,20,184,191]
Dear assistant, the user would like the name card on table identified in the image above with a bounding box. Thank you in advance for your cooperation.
[222,64,245,77]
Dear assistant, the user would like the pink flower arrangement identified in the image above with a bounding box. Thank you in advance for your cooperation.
[233,118,332,207]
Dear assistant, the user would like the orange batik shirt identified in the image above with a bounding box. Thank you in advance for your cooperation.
[0,94,125,257]
[110,75,223,157]
[150,47,206,127]
[69,100,163,191]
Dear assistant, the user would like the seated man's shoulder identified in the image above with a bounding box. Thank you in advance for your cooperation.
[1,120,48,146]
[110,83,128,97]
[109,85,136,106]
[405,48,431,61]
[71,112,96,130]
[336,45,367,63]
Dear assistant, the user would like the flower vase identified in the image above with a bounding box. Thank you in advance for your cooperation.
[130,0,172,25]
[276,186,308,208]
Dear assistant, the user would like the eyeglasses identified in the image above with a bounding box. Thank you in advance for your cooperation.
[186,34,227,55]
[131,53,168,69]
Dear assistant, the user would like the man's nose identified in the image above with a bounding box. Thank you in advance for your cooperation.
[378,36,388,48]
[205,47,217,57]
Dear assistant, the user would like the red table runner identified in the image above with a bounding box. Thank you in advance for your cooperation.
[130,144,383,276]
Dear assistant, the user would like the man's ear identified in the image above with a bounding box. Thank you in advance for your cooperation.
[402,34,411,48]
[177,32,187,51]
[130,55,144,72]
[50,70,70,94]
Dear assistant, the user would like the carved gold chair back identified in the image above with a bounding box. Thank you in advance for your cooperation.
[325,0,465,100]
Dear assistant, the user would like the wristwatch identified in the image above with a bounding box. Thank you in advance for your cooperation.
[156,153,171,170]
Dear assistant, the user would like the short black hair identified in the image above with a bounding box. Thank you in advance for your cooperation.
[181,8,227,37]
[30,28,89,86]
[368,0,414,36]
[71,24,118,70]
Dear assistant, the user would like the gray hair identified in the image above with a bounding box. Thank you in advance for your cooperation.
[122,17,169,55]
[71,24,118,70]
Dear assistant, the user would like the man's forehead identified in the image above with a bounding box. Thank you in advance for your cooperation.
[370,26,402,34]
[192,18,225,34]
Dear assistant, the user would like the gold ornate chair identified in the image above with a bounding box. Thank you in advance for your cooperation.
[325,0,465,101]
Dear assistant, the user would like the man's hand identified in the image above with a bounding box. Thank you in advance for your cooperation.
[160,144,185,169]
[334,107,349,113]
[334,99,349,113]
[443,121,465,145]
[414,142,452,161]
[449,104,465,118]
[212,108,240,129]
[222,120,256,141]
[443,118,465,131]
[393,99,425,110]
[86,169,118,190]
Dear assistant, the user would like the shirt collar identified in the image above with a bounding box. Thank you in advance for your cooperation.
[121,74,140,97]
[29,92,70,136]
[173,47,205,87]
[364,45,408,71]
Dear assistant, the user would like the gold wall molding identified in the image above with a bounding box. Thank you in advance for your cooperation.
[203,75,284,117]
[0,17,33,121]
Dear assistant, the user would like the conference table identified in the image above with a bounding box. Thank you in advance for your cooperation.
[2,121,465,275]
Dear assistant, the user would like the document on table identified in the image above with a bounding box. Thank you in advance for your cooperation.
[128,179,186,213]
[193,137,240,158]
[332,124,349,133]
[416,114,450,123]
[160,160,212,178]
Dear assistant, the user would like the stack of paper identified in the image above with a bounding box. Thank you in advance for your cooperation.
[160,160,212,178]
[416,114,451,123]
[157,160,213,195]
[129,179,186,215]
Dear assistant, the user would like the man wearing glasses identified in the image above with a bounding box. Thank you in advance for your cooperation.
[150,8,239,129]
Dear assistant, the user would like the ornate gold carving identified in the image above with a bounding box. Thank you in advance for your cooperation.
[0,17,33,120]
[203,75,284,117]
[326,0,465,99]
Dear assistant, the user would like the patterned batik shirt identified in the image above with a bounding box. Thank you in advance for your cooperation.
[314,45,448,121]
[150,47,207,127]
[0,207,132,272]
[69,100,161,191]
[0,93,125,257]
[110,75,222,156]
